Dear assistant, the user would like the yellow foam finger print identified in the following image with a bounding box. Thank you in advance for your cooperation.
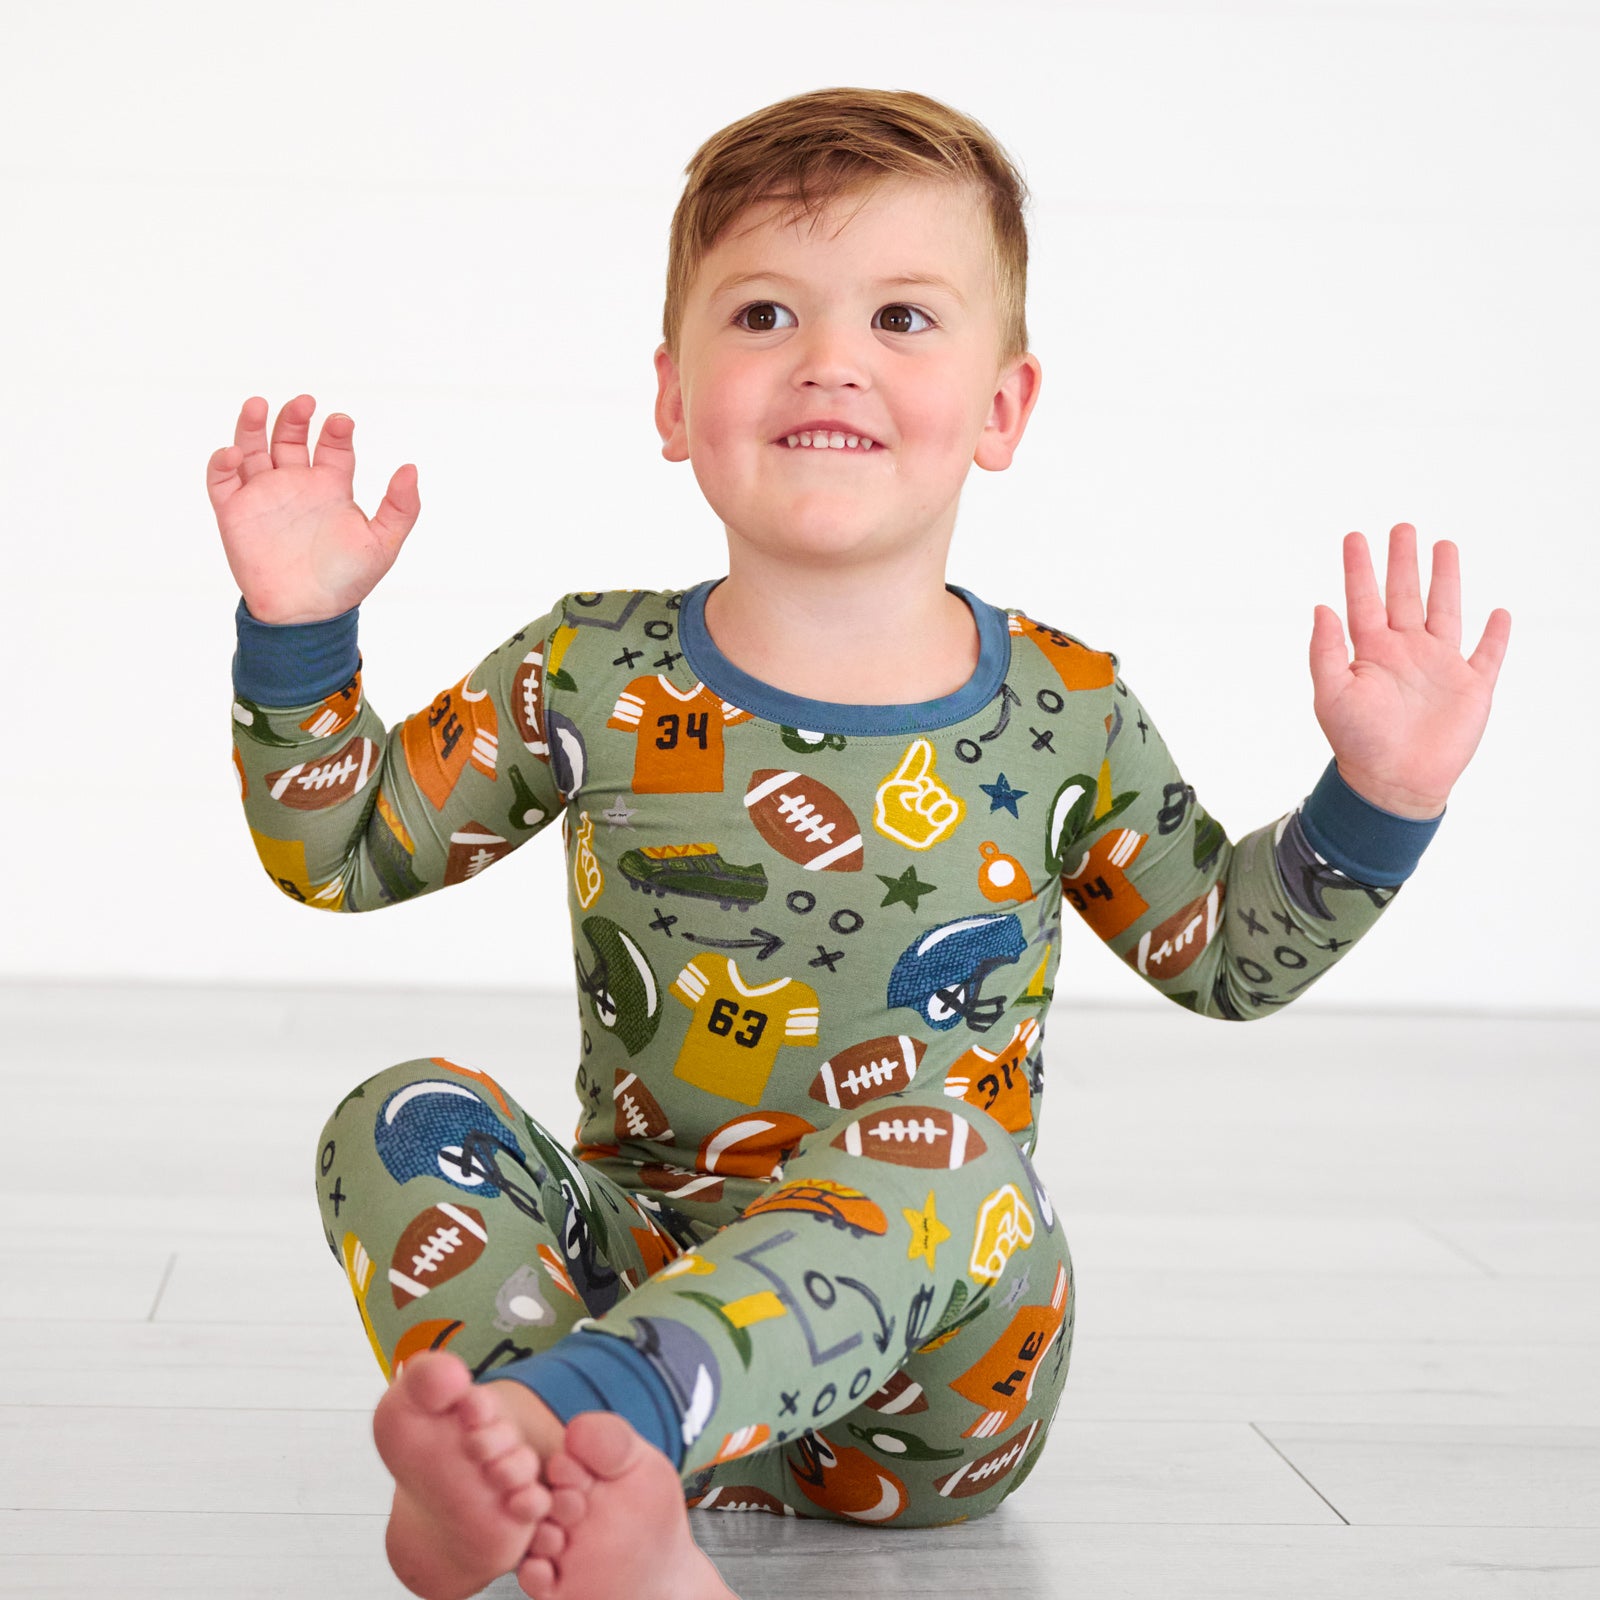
[340,1231,392,1382]
[874,739,966,850]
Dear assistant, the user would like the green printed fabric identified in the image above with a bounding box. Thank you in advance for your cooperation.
[239,580,1399,1522]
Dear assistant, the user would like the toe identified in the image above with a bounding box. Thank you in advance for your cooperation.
[404,1350,473,1415]
[455,1386,499,1428]
[517,1553,558,1600]
[546,1453,595,1492]
[529,1521,566,1559]
[504,1482,552,1523]
[548,1486,587,1528]
[485,1448,537,1493]
[565,1411,644,1482]
[463,1420,521,1464]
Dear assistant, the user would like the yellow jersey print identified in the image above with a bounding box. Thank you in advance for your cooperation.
[670,955,820,1105]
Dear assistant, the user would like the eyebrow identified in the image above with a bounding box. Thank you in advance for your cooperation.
[709,270,967,308]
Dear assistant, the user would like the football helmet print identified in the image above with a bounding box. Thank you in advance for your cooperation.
[886,914,1027,1032]
[374,1080,528,1199]
[576,915,664,1057]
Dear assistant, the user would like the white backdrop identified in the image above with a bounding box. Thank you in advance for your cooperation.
[1,0,1594,1012]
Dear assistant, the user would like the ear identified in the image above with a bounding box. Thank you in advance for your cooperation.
[973,353,1043,472]
[654,343,689,462]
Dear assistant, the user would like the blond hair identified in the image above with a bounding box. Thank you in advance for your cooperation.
[662,88,1030,371]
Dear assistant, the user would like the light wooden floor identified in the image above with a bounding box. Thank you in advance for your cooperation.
[2,982,1597,1597]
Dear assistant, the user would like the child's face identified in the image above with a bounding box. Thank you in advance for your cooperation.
[654,177,1041,571]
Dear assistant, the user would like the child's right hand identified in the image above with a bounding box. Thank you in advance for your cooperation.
[205,394,420,624]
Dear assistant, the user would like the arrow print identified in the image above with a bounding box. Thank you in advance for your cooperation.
[679,927,785,960]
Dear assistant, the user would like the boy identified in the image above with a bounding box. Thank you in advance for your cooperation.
[207,88,1508,1600]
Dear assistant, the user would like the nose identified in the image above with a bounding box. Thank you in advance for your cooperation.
[790,314,870,392]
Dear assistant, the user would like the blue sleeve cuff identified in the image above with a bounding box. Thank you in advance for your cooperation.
[232,596,361,704]
[481,1329,686,1470]
[1298,759,1443,887]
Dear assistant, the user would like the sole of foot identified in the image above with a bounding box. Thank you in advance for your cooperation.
[514,1411,736,1600]
[373,1349,556,1600]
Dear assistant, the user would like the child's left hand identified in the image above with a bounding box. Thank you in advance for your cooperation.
[1308,523,1511,819]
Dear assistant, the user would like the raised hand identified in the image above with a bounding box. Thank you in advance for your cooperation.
[1308,524,1511,818]
[205,394,421,624]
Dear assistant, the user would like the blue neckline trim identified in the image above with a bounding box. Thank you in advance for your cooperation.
[676,578,1012,736]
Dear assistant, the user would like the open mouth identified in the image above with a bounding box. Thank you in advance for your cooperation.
[776,431,880,451]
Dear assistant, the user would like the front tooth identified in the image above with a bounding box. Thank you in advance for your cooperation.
[827,431,845,448]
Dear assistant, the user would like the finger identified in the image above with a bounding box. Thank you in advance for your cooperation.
[1308,603,1349,697]
[205,444,244,510]
[269,393,316,472]
[232,395,277,486]
[1341,531,1386,644]
[1467,607,1511,689]
[369,464,422,557]
[1424,539,1462,650]
[1383,522,1425,630]
[311,411,357,486]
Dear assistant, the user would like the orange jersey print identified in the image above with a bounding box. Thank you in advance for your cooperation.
[1061,825,1149,940]
[943,1016,1040,1133]
[400,673,499,811]
[607,676,751,794]
[1009,615,1116,693]
[949,1262,1070,1438]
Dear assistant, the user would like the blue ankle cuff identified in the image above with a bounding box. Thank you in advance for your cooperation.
[482,1330,686,1470]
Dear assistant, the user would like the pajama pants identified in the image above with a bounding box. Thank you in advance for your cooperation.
[315,1056,1074,1527]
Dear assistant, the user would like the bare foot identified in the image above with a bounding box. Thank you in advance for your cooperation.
[515,1412,737,1600]
[374,1350,560,1600]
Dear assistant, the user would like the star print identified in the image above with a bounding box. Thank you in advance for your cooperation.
[877,866,937,912]
[603,797,637,829]
[903,1192,951,1272]
[980,772,1028,818]
[1002,1269,1031,1310]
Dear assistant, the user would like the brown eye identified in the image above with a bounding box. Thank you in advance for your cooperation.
[876,304,935,334]
[734,302,793,332]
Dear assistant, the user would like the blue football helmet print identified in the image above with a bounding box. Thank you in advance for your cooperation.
[887,913,1028,1032]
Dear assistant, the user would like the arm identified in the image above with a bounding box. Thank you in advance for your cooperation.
[1057,524,1510,1017]
[230,597,567,912]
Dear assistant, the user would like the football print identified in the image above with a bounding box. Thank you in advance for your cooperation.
[688,1485,796,1516]
[744,769,864,871]
[265,735,378,810]
[511,647,548,757]
[613,1070,673,1143]
[1125,882,1225,979]
[698,1112,816,1181]
[863,1370,929,1415]
[809,1034,926,1111]
[934,1419,1042,1499]
[443,823,513,886]
[388,1203,489,1307]
[638,1164,725,1205]
[831,1106,987,1170]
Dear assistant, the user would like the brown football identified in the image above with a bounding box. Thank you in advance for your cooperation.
[832,1106,987,1170]
[935,1420,1041,1499]
[744,769,863,872]
[613,1070,673,1143]
[638,1164,725,1204]
[864,1370,929,1414]
[511,648,548,755]
[388,1203,488,1307]
[443,823,513,885]
[810,1034,925,1111]
[698,1112,816,1181]
[265,734,378,810]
